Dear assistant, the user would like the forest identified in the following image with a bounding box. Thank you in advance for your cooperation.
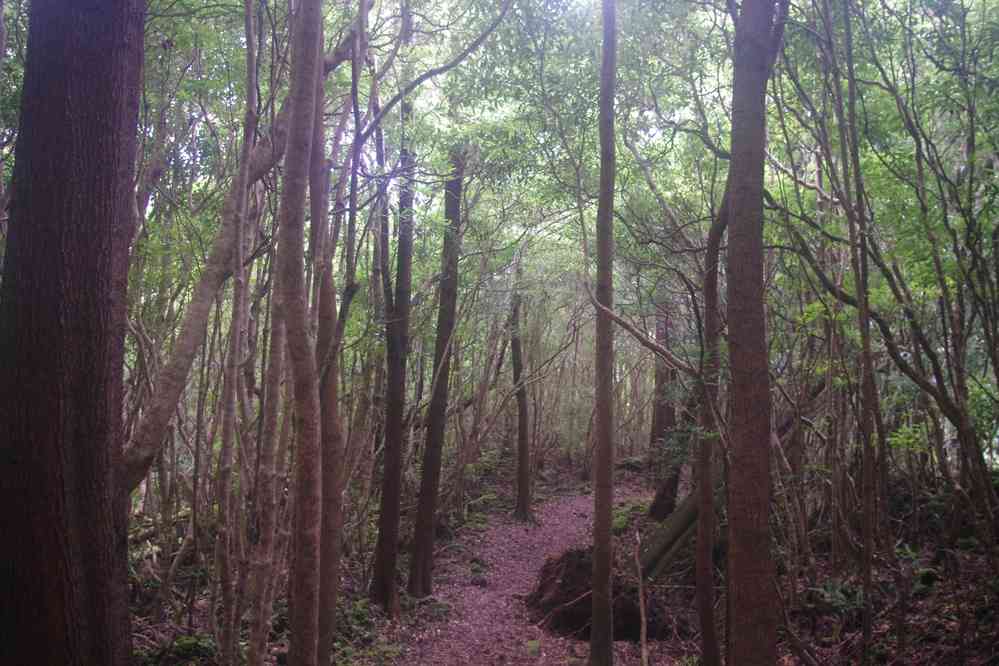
[1,0,997,664]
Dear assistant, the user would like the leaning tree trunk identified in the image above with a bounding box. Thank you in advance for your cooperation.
[591,0,617,663]
[0,0,144,663]
[724,0,786,662]
[409,148,465,597]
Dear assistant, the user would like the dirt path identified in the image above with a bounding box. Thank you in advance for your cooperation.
[397,485,679,665]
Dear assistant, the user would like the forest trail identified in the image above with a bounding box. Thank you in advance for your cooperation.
[397,483,680,665]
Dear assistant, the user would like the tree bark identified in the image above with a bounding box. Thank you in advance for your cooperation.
[246,279,284,666]
[724,0,786,662]
[275,0,325,661]
[0,0,144,663]
[409,148,465,596]
[590,0,617,662]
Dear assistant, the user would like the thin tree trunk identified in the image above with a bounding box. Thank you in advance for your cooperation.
[246,280,285,666]
[511,255,532,521]
[315,75,362,664]
[836,0,878,656]
[590,0,617,662]
[371,6,416,613]
[697,189,728,666]
[647,305,681,520]
[215,2,258,659]
[409,148,465,596]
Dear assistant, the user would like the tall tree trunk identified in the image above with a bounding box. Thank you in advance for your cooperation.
[724,0,785,663]
[409,148,465,596]
[276,0,325,661]
[371,4,415,614]
[590,0,617,662]
[215,2,258,660]
[315,76,362,666]
[0,0,144,663]
[511,255,533,521]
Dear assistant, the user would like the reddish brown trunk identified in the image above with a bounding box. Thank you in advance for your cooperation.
[724,0,785,662]
[0,0,144,663]
[276,0,325,661]
[246,280,284,666]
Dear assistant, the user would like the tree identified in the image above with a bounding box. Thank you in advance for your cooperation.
[0,0,144,663]
[370,6,416,614]
[647,302,681,520]
[511,252,533,522]
[724,0,787,662]
[697,188,728,666]
[409,147,466,596]
[590,0,617,662]
[274,0,325,660]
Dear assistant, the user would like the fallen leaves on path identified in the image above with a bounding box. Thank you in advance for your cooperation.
[397,483,691,665]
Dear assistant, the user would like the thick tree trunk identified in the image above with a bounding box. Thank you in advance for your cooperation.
[724,1,785,661]
[409,149,465,596]
[590,0,617,663]
[275,0,325,661]
[0,0,144,663]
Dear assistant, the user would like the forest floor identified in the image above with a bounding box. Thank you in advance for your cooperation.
[389,473,696,665]
[129,463,999,665]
